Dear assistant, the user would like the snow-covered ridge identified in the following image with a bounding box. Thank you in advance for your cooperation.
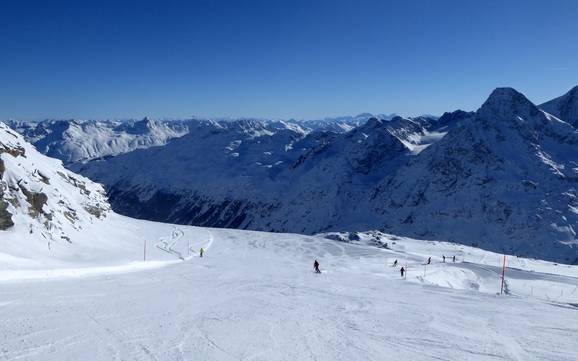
[7,117,190,164]
[540,85,578,127]
[5,114,395,165]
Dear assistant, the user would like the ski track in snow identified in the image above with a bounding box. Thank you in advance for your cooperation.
[0,229,577,361]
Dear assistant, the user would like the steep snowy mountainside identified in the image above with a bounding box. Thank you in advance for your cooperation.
[79,118,309,191]
[383,114,458,154]
[267,117,413,233]
[540,85,578,127]
[0,122,110,250]
[7,117,190,164]
[74,118,314,230]
[372,88,578,263]
[77,115,429,234]
[0,121,216,270]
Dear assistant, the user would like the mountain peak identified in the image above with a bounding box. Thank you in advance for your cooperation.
[485,87,526,104]
[567,85,578,95]
[478,87,539,121]
[365,117,384,128]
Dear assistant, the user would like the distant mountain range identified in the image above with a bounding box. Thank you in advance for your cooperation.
[6,87,578,264]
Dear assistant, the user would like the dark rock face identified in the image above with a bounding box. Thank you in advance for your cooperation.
[106,187,269,230]
[0,198,13,230]
[18,183,48,218]
[0,141,17,229]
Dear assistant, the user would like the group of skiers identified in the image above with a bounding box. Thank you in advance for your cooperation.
[314,254,458,277]
[394,255,457,277]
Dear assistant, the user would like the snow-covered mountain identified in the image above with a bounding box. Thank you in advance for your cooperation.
[373,88,578,263]
[293,113,399,132]
[540,85,578,127]
[7,87,578,264]
[73,114,448,234]
[7,117,190,164]
[6,115,396,166]
[0,121,214,269]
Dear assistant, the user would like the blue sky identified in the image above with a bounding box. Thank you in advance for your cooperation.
[1,0,577,120]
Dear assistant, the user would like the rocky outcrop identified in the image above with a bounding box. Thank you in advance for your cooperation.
[18,182,48,218]
[0,198,13,230]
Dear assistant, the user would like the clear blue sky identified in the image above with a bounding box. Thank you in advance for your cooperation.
[1,0,577,120]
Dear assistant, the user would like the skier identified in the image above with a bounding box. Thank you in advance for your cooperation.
[452,255,456,263]
[314,260,321,274]
[427,257,431,265]
[393,259,398,267]
[400,266,405,278]
[200,247,204,258]
[442,255,446,263]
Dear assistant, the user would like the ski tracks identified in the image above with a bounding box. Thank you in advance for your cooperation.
[85,313,160,361]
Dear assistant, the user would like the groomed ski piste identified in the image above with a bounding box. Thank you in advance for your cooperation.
[1,224,578,360]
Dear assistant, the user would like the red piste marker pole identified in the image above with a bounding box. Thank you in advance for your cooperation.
[500,254,506,294]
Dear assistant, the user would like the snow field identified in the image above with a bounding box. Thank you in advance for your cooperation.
[1,227,577,360]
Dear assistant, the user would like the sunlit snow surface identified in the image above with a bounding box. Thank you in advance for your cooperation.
[1,227,577,361]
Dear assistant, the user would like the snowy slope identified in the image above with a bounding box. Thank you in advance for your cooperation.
[0,121,110,251]
[373,88,578,264]
[0,121,210,270]
[1,226,578,360]
[540,85,578,127]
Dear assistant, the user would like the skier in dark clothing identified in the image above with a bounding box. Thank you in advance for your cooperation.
[400,267,405,278]
[452,255,456,263]
[442,255,446,263]
[427,257,431,265]
[314,260,321,274]
[393,259,398,267]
